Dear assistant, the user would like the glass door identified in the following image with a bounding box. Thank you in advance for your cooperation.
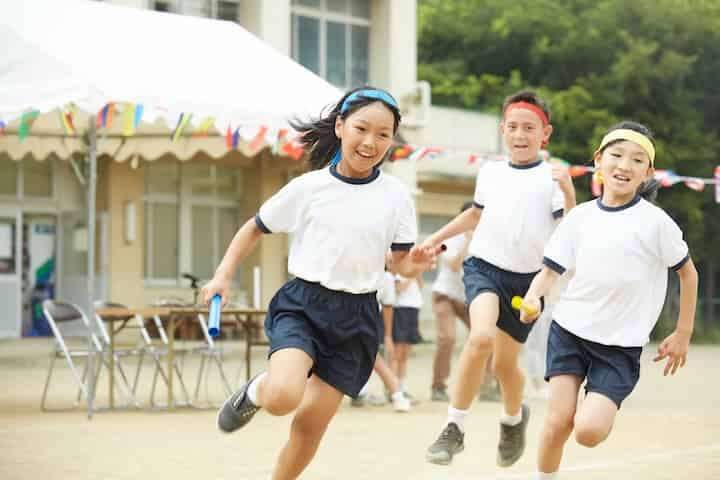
[0,211,21,338]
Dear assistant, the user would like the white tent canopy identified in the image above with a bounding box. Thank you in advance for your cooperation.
[0,0,341,160]
[0,0,342,418]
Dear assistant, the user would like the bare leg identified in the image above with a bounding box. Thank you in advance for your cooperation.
[491,329,525,416]
[271,375,344,480]
[574,392,618,447]
[432,294,458,391]
[450,292,499,409]
[372,353,401,394]
[395,343,410,385]
[537,375,582,473]
[257,348,314,416]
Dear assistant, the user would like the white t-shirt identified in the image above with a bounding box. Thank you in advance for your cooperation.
[256,165,417,294]
[432,233,467,302]
[470,160,565,273]
[544,197,689,347]
[395,274,423,309]
[377,271,397,308]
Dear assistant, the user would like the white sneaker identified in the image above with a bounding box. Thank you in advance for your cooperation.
[392,394,411,412]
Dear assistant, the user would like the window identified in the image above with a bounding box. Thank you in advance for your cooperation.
[144,161,242,284]
[152,1,172,12]
[0,154,54,199]
[216,0,239,21]
[291,0,370,89]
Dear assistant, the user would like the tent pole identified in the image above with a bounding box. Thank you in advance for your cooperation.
[86,118,97,420]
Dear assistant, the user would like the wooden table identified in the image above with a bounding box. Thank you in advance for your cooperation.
[94,306,267,410]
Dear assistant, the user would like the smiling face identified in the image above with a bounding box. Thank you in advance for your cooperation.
[334,102,395,178]
[501,107,553,164]
[595,139,654,205]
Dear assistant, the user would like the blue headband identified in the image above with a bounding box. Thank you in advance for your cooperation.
[340,89,398,114]
[332,90,397,167]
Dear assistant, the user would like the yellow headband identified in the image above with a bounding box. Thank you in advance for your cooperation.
[595,129,656,165]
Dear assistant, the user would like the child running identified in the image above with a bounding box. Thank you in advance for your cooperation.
[202,86,437,480]
[353,263,411,412]
[391,271,423,399]
[518,121,698,480]
[418,90,577,467]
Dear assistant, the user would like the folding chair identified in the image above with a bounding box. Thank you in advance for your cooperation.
[92,301,147,409]
[193,313,233,407]
[41,300,137,411]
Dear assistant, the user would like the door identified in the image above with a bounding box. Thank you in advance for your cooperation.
[21,215,57,336]
[0,210,21,338]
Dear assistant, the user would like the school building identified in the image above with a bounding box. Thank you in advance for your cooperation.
[0,0,501,338]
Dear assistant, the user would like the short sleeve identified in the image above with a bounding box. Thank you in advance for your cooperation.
[379,273,396,306]
[551,180,565,219]
[473,163,488,209]
[256,176,306,234]
[391,189,417,251]
[657,213,689,270]
[543,207,579,274]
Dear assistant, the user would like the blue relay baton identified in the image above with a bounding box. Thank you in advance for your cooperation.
[208,294,222,337]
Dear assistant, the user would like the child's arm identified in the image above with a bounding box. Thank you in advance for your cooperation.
[653,258,698,376]
[419,207,481,252]
[518,266,561,323]
[201,218,263,305]
[552,164,577,215]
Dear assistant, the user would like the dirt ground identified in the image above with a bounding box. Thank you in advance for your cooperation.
[1,337,719,480]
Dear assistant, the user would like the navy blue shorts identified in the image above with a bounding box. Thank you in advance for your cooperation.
[463,256,538,343]
[264,278,380,398]
[545,320,642,408]
[392,307,422,344]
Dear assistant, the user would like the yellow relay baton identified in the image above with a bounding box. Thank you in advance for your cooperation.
[511,296,539,316]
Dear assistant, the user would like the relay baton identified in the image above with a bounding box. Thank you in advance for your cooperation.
[511,296,538,316]
[208,294,222,337]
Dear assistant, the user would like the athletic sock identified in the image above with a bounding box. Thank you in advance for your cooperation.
[500,408,523,426]
[446,405,469,432]
[246,371,268,406]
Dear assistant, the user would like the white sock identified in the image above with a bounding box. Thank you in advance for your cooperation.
[536,472,558,479]
[391,391,404,402]
[358,381,370,397]
[399,380,406,392]
[246,371,268,406]
[500,408,523,426]
[446,405,469,432]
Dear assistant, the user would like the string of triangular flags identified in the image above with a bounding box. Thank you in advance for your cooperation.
[2,104,719,203]
[388,144,720,202]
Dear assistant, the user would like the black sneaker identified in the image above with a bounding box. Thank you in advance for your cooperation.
[426,422,465,465]
[497,404,530,467]
[217,374,262,433]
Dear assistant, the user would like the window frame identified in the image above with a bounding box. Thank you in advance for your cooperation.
[0,155,57,202]
[143,162,242,286]
[291,0,371,89]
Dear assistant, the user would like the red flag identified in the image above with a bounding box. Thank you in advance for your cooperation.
[248,126,269,152]
[568,166,589,177]
[225,125,232,149]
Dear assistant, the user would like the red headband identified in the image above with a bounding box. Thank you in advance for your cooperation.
[504,101,549,126]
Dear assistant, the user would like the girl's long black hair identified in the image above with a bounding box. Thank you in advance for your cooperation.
[290,86,402,170]
[597,120,660,202]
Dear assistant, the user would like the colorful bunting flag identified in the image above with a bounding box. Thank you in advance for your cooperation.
[18,109,40,141]
[715,166,720,204]
[0,119,6,137]
[192,116,215,137]
[96,103,115,129]
[281,135,305,161]
[123,103,136,136]
[247,126,269,152]
[232,127,240,148]
[683,178,705,192]
[134,104,144,129]
[171,113,192,141]
[225,125,233,149]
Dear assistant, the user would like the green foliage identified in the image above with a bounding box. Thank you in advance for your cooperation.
[418,0,720,269]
